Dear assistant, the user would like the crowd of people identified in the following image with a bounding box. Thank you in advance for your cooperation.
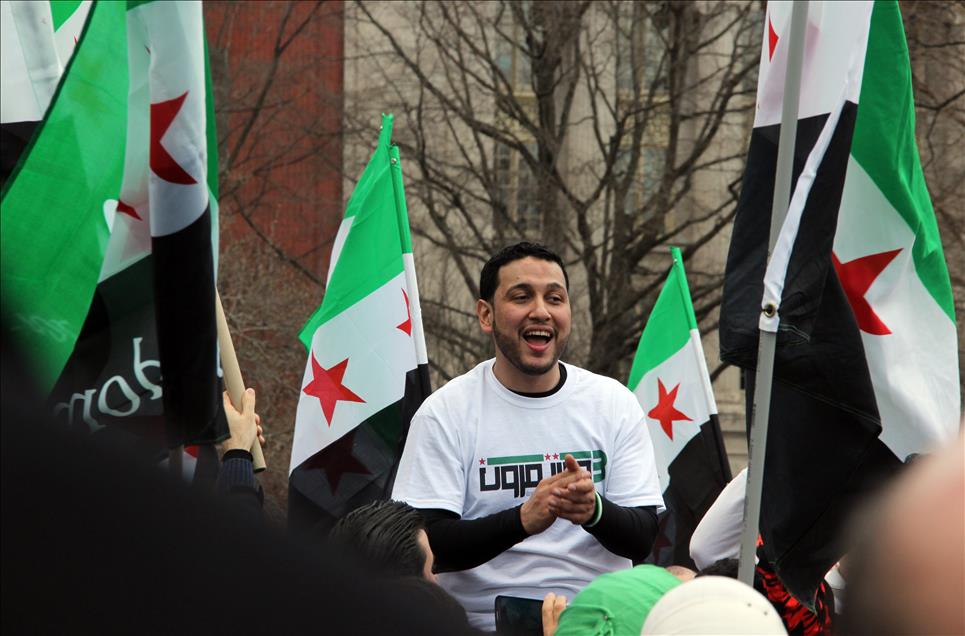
[2,242,962,634]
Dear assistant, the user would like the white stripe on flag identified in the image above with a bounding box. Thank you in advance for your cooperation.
[635,329,715,492]
[834,158,961,459]
[759,2,872,333]
[1,1,61,123]
[290,271,419,473]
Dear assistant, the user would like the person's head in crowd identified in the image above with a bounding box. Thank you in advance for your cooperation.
[696,557,738,578]
[695,555,834,634]
[641,575,788,635]
[478,241,570,304]
[553,564,680,636]
[665,565,696,582]
[839,435,965,636]
[476,242,571,392]
[394,576,481,634]
[329,500,436,582]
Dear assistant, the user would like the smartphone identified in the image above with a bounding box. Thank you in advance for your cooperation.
[494,595,544,636]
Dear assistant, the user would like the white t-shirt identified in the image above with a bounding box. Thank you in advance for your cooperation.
[392,360,664,631]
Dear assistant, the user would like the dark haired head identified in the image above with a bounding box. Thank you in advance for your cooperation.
[478,242,568,303]
[696,558,739,579]
[329,500,427,578]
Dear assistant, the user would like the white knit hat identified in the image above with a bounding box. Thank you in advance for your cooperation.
[640,576,787,635]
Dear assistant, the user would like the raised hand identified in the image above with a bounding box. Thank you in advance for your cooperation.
[548,454,596,525]
[520,460,587,534]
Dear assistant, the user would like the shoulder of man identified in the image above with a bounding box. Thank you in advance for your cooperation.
[415,359,492,413]
[561,361,632,395]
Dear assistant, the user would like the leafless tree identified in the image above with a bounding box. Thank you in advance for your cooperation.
[347,0,760,382]
[205,0,345,519]
[203,0,965,515]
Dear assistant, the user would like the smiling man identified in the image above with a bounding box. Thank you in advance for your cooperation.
[392,242,664,631]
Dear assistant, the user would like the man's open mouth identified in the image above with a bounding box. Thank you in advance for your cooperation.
[523,328,553,345]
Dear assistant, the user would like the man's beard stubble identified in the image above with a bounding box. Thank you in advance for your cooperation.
[491,316,568,377]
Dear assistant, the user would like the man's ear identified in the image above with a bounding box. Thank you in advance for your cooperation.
[476,299,494,334]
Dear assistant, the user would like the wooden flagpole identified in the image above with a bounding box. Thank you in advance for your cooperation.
[215,291,267,472]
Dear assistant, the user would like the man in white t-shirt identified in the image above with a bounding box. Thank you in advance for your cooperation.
[392,242,664,631]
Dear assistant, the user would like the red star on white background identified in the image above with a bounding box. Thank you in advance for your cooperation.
[767,15,779,61]
[150,91,197,185]
[302,354,365,426]
[647,379,691,440]
[832,248,902,335]
[116,199,141,220]
[397,289,412,335]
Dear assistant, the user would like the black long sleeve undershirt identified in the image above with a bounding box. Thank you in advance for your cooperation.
[421,506,528,573]
[420,499,659,573]
[585,498,658,562]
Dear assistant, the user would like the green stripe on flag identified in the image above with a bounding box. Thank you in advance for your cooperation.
[299,114,406,346]
[203,32,219,201]
[389,145,413,254]
[126,1,156,11]
[50,0,83,31]
[202,21,220,271]
[851,1,955,322]
[627,246,696,390]
[1,0,127,390]
[487,454,545,465]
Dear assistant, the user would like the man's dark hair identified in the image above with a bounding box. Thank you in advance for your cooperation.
[478,242,569,303]
[329,500,427,578]
[696,557,739,579]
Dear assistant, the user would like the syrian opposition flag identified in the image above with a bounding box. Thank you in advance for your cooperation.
[2,0,124,390]
[1,0,91,186]
[833,3,959,462]
[629,247,732,568]
[720,0,959,606]
[42,0,226,449]
[288,114,431,532]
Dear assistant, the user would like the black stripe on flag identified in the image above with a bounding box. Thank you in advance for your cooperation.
[151,206,225,447]
[647,414,732,568]
[720,105,901,605]
[50,212,228,454]
[288,363,431,534]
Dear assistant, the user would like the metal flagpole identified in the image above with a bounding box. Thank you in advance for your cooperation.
[738,0,810,586]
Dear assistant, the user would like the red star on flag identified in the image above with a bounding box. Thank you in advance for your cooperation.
[479,458,486,465]
[116,199,141,220]
[648,379,691,440]
[397,289,412,335]
[301,430,370,492]
[832,248,902,335]
[768,16,779,61]
[544,453,551,460]
[303,354,365,426]
[552,453,559,460]
[150,91,197,185]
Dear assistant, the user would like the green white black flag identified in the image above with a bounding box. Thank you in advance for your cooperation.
[628,246,731,567]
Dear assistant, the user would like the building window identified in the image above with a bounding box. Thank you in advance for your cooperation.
[495,141,540,233]
[494,5,532,92]
[614,144,664,220]
[493,4,539,234]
